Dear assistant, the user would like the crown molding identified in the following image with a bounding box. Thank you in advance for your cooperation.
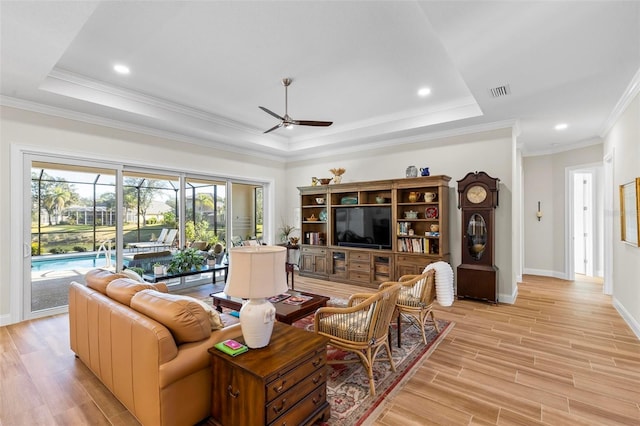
[0,96,287,163]
[600,66,640,137]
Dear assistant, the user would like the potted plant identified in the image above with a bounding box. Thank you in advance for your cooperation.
[168,247,205,273]
[153,262,165,275]
[279,220,297,244]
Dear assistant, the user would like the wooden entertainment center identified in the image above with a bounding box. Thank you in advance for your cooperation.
[298,175,450,288]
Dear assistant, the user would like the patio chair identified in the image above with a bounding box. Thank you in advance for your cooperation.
[314,283,401,396]
[379,269,439,345]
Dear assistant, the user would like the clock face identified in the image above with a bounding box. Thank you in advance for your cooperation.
[466,185,487,204]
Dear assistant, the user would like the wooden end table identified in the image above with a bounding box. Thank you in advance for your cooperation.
[210,290,329,325]
[208,323,331,426]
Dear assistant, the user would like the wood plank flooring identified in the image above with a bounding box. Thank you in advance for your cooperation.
[1,274,638,425]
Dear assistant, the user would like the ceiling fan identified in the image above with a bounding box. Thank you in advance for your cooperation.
[259,78,333,134]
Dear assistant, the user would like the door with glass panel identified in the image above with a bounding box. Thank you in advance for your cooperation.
[230,182,264,245]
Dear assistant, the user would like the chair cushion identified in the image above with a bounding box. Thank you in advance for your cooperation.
[106,278,166,306]
[318,311,369,341]
[85,269,128,294]
[130,290,211,344]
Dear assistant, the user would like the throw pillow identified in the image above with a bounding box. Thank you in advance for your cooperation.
[191,298,224,330]
[121,268,145,282]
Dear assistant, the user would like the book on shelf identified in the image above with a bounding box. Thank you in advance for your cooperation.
[268,293,291,303]
[213,339,248,357]
[283,295,312,305]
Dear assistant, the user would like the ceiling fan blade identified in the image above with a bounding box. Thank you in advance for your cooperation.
[296,120,333,127]
[259,106,284,121]
[263,123,283,134]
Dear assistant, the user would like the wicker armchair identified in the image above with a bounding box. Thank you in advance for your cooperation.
[314,284,401,396]
[380,269,439,345]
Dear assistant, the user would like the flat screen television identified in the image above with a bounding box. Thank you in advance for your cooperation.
[333,206,392,250]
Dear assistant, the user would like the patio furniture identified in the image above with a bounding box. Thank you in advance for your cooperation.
[130,229,178,251]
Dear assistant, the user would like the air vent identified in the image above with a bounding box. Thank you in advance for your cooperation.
[489,84,511,98]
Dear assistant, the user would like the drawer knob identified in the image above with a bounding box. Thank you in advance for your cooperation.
[273,380,287,393]
[312,357,322,367]
[312,391,325,405]
[272,399,287,414]
[227,385,240,399]
[312,373,323,384]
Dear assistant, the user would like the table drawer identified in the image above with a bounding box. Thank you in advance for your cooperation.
[349,261,371,272]
[268,382,327,426]
[348,271,371,282]
[266,350,326,402]
[349,252,371,262]
[266,370,327,424]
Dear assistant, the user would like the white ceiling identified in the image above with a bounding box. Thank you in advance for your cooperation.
[1,1,639,161]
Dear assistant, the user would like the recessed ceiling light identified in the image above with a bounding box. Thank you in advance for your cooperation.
[554,123,568,131]
[417,87,431,97]
[113,64,130,75]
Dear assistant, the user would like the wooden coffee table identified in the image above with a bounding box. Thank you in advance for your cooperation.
[210,290,329,325]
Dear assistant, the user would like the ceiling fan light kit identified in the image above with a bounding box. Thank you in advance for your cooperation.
[259,78,333,134]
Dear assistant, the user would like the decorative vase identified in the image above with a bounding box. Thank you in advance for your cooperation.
[332,175,342,184]
[406,166,418,178]
[408,192,419,203]
[420,167,430,176]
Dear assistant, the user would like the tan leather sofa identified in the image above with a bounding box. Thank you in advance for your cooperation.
[69,269,241,426]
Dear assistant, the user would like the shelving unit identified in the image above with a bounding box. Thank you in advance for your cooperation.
[298,176,450,287]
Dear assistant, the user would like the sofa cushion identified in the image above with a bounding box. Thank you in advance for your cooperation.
[85,269,128,294]
[106,278,162,306]
[130,290,211,344]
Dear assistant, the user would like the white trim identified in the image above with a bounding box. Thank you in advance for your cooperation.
[499,285,518,305]
[601,67,640,138]
[602,150,614,295]
[523,268,569,280]
[613,297,640,340]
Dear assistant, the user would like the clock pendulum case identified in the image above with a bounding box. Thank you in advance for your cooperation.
[456,171,500,303]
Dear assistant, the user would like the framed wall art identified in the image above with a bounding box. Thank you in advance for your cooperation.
[619,178,640,246]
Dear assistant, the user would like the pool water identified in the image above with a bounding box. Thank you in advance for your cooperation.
[31,255,116,272]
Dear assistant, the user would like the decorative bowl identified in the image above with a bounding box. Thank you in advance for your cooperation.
[404,210,418,219]
[375,196,385,204]
[318,178,332,185]
[306,215,319,222]
[315,197,325,204]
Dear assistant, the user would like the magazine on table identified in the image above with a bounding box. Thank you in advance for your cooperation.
[283,294,312,305]
[268,293,291,303]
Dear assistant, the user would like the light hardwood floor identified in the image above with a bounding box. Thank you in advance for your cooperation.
[1,274,638,425]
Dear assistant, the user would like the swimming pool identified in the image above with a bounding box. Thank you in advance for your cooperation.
[31,254,116,272]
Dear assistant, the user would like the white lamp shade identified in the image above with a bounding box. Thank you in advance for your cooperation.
[224,246,289,298]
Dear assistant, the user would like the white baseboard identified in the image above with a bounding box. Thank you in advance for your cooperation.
[613,297,640,340]
[0,314,11,327]
[499,284,518,304]
[523,268,568,280]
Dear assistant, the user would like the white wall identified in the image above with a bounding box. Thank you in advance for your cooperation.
[285,128,517,303]
[604,92,640,337]
[522,144,603,278]
[0,106,287,323]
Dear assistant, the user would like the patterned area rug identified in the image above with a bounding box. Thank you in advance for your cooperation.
[292,313,453,426]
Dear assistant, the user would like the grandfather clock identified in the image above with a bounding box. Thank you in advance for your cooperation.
[456,171,500,304]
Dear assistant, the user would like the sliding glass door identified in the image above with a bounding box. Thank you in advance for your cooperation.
[29,160,117,314]
[23,154,269,319]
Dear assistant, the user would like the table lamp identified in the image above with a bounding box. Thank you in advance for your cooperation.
[223,245,288,348]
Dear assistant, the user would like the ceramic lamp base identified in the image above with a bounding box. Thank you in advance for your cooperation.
[239,298,276,348]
